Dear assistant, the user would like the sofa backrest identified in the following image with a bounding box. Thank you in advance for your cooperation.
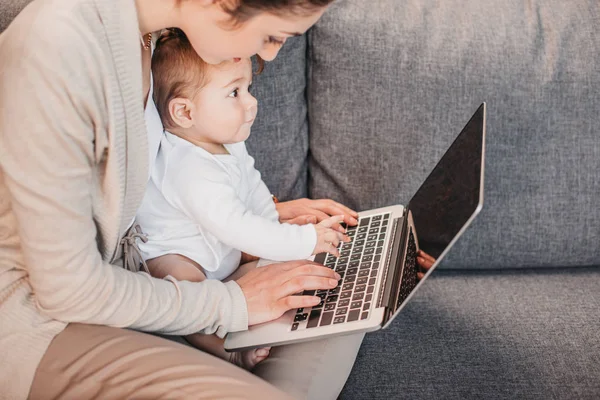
[304,0,600,269]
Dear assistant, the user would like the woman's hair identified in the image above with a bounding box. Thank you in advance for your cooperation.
[151,28,263,130]
[222,0,334,24]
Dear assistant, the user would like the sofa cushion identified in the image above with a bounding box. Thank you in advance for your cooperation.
[307,0,600,269]
[341,267,600,399]
[247,36,310,201]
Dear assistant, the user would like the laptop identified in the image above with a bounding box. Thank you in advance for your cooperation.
[225,103,486,351]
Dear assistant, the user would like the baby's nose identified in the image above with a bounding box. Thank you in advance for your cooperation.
[247,102,258,122]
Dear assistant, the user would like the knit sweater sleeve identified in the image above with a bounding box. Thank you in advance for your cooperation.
[0,15,247,337]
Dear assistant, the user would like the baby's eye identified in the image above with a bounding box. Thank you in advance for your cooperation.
[228,88,239,98]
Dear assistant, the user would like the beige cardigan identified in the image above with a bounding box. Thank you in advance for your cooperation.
[0,0,248,398]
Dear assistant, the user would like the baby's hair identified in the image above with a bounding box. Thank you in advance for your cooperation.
[151,28,264,129]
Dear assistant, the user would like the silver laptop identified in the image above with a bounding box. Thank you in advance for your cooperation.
[225,103,486,351]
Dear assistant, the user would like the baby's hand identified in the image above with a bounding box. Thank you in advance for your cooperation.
[313,215,351,257]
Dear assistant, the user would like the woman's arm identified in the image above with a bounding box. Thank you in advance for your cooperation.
[0,19,247,337]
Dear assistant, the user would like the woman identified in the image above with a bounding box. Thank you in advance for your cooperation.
[0,0,367,398]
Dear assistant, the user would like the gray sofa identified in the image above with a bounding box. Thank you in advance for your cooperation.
[2,0,599,399]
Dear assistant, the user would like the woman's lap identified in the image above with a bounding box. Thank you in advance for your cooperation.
[254,332,365,400]
[29,323,293,400]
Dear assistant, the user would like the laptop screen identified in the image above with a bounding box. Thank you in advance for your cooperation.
[407,104,485,261]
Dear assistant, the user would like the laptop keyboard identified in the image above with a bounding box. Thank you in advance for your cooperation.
[291,213,391,331]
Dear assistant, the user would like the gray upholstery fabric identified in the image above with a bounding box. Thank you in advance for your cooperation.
[247,36,310,201]
[341,267,600,399]
[308,0,600,269]
[0,0,31,32]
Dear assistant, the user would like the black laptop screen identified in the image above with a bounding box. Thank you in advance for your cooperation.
[407,104,485,260]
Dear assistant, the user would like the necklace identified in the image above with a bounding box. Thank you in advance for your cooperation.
[140,32,152,50]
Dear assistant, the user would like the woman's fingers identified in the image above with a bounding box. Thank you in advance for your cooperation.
[278,294,322,311]
[417,250,435,270]
[277,275,339,298]
[418,249,435,263]
[314,199,359,223]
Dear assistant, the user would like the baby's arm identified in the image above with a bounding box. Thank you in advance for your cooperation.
[237,143,279,222]
[164,156,316,262]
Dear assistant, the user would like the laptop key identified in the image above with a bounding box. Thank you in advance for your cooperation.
[358,226,368,233]
[334,316,346,324]
[371,221,381,227]
[377,240,385,248]
[363,255,373,262]
[329,286,341,295]
[369,228,378,235]
[354,240,365,247]
[338,299,350,307]
[347,267,358,275]
[359,218,370,226]
[342,282,354,291]
[358,270,370,277]
[367,234,378,241]
[355,284,366,293]
[365,294,373,303]
[375,247,383,254]
[307,309,322,328]
[350,301,362,309]
[349,261,360,268]
[292,322,299,331]
[372,215,382,221]
[361,312,369,320]
[320,311,334,326]
[357,277,368,285]
[352,292,365,301]
[367,285,375,294]
[336,307,348,316]
[294,313,308,322]
[344,274,357,283]
[326,295,339,303]
[369,277,376,286]
[348,309,360,322]
[340,291,352,300]
[370,269,378,277]
[324,303,336,311]
[363,302,371,311]
[304,290,316,296]
[350,253,362,261]
[357,233,367,240]
[364,248,375,255]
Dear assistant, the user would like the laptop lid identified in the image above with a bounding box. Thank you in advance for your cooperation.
[383,103,486,327]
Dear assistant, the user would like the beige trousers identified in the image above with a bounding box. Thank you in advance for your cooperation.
[29,323,364,399]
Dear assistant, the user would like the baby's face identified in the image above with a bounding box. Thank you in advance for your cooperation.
[191,58,257,146]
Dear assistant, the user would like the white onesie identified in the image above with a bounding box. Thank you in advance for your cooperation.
[136,131,317,280]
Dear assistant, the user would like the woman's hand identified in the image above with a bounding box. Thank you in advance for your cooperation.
[416,250,436,280]
[276,198,359,231]
[235,260,341,326]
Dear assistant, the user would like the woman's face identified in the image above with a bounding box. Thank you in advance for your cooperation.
[177,2,327,64]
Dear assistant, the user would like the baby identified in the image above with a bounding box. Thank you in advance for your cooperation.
[136,29,348,370]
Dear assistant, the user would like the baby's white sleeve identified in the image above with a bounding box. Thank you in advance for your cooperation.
[241,144,279,222]
[164,155,316,261]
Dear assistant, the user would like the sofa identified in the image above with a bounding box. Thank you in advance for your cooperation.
[2,0,599,399]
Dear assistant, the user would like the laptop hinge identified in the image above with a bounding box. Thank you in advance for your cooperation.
[378,211,408,323]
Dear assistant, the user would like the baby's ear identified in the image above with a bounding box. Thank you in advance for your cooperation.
[168,98,194,129]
